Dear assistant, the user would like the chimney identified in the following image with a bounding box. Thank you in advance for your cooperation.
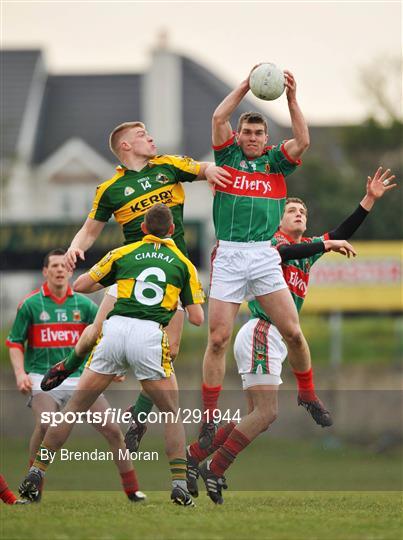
[141,30,183,154]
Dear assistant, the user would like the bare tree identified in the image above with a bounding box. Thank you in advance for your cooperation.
[358,55,402,124]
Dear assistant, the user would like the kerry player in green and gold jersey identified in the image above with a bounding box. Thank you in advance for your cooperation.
[41,121,229,434]
[65,121,230,268]
[199,65,314,449]
[64,121,228,356]
[19,205,205,507]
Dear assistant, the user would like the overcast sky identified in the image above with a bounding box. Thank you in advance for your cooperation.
[2,1,401,125]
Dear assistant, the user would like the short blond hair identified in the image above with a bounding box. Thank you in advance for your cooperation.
[109,121,145,158]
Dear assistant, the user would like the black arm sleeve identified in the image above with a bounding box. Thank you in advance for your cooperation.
[278,242,325,262]
[328,204,369,240]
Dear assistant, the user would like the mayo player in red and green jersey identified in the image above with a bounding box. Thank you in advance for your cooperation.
[246,166,397,413]
[199,65,312,450]
[190,167,397,504]
[19,205,204,507]
[7,249,145,502]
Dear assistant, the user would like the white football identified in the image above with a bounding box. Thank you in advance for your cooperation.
[249,63,285,101]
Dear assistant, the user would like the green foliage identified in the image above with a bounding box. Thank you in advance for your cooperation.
[287,116,402,240]
[286,156,354,238]
[300,315,401,366]
[341,118,402,155]
[357,55,402,124]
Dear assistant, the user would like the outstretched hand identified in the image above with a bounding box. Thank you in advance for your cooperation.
[367,167,397,199]
[324,239,357,258]
[205,165,232,195]
[65,247,85,272]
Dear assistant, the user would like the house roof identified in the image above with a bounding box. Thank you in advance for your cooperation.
[33,73,141,164]
[0,49,42,160]
[1,48,315,166]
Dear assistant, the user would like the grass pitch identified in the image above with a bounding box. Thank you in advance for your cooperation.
[2,437,402,539]
[2,491,402,540]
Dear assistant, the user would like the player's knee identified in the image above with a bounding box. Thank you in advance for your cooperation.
[100,424,124,445]
[281,324,304,348]
[268,408,278,426]
[209,329,231,355]
[255,408,277,432]
[260,411,277,432]
[87,323,101,345]
[157,403,179,416]
[36,422,49,439]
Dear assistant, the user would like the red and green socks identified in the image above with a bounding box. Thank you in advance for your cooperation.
[0,474,17,504]
[209,428,251,477]
[120,470,139,498]
[189,421,236,462]
[293,367,317,402]
[202,383,222,421]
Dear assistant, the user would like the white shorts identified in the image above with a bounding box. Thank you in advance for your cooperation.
[29,373,80,408]
[234,318,287,389]
[87,315,173,381]
[209,240,287,303]
[106,284,184,312]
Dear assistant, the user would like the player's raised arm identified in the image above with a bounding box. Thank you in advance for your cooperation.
[278,239,357,262]
[327,167,397,240]
[212,69,253,146]
[282,70,310,162]
[65,218,106,271]
[74,247,120,293]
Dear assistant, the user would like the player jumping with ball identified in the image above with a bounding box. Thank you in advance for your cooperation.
[199,65,318,449]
